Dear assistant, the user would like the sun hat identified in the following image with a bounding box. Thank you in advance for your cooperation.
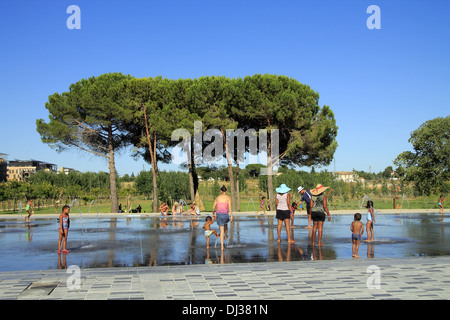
[297,186,304,193]
[310,184,330,196]
[276,184,291,194]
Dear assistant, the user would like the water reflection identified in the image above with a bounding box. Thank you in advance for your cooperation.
[0,213,449,271]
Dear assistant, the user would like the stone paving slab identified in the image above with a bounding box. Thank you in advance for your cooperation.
[1,256,450,300]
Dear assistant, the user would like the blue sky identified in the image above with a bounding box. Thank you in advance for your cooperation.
[0,0,449,176]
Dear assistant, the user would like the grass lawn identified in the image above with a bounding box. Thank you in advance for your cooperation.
[0,194,441,215]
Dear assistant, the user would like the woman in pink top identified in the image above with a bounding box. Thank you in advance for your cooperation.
[212,185,233,250]
[275,184,295,243]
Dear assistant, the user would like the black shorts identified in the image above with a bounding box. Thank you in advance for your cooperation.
[276,209,291,220]
[311,211,326,222]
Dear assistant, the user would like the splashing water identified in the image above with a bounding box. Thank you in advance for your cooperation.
[246,198,256,212]
[88,200,100,225]
[88,200,98,215]
[360,194,370,212]
[69,198,87,246]
[401,195,410,210]
[17,201,23,221]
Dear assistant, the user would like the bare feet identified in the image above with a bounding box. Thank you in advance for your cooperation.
[279,239,295,243]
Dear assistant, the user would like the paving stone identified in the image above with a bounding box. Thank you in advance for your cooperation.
[2,256,450,300]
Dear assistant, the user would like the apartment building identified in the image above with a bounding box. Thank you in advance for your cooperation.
[7,160,57,182]
[0,153,7,182]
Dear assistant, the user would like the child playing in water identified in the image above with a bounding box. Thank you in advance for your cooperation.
[58,205,71,254]
[290,202,298,227]
[438,195,445,214]
[351,213,364,258]
[365,200,375,242]
[25,199,34,222]
[256,196,266,215]
[203,216,218,248]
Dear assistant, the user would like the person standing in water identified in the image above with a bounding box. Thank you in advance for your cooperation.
[275,184,295,243]
[212,185,233,250]
[310,184,332,246]
[351,213,364,258]
[365,200,375,242]
[298,186,313,229]
[58,205,71,254]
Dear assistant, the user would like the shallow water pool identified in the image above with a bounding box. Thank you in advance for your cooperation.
[0,212,449,271]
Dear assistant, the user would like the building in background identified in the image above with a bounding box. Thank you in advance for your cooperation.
[7,160,57,182]
[0,153,7,182]
[333,171,358,183]
[58,167,77,175]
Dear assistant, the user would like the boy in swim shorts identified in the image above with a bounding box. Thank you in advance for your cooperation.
[203,216,218,248]
[351,213,364,258]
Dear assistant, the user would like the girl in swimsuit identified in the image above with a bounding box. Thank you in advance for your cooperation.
[58,205,71,254]
[25,199,34,222]
[365,200,375,242]
[438,195,445,215]
[256,196,266,215]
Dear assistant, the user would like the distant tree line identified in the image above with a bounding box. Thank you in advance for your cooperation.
[36,73,338,212]
[0,171,112,212]
[0,162,444,213]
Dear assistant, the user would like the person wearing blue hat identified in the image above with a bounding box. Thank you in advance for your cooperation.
[275,184,295,243]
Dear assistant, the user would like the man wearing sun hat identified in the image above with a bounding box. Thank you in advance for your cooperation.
[310,184,332,246]
[297,186,313,229]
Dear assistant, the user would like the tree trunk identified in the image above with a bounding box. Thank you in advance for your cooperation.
[151,157,158,212]
[188,138,196,203]
[267,136,274,211]
[152,134,158,212]
[236,162,240,212]
[221,128,236,212]
[143,105,158,213]
[108,128,119,213]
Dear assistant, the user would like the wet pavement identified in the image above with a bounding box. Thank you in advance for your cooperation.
[1,212,450,271]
